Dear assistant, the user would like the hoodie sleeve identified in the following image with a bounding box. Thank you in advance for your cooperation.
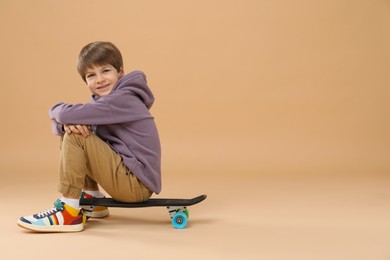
[49,71,154,126]
[50,119,65,136]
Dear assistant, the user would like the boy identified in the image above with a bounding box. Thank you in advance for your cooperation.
[17,41,161,232]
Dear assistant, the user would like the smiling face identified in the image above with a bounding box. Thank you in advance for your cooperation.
[84,64,124,97]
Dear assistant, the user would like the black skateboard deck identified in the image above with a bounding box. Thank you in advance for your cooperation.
[80,194,207,208]
[80,194,206,229]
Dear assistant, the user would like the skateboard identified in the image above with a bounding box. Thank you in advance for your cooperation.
[79,194,207,229]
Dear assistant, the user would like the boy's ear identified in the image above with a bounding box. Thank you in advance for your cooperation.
[119,67,124,76]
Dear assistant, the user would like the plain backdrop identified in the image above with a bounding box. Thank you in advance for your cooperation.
[0,1,389,259]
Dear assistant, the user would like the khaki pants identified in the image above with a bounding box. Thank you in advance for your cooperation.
[58,132,152,202]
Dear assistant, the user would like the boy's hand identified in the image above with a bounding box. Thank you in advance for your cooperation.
[64,124,90,137]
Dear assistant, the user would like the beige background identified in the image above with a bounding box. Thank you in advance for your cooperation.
[0,0,389,259]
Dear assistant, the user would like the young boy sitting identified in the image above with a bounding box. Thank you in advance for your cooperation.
[18,41,161,232]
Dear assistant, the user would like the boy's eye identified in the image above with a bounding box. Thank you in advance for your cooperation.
[86,73,95,79]
[103,69,111,73]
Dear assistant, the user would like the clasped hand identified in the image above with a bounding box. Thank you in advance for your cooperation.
[64,124,91,138]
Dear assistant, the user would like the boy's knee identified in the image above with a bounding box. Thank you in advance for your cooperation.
[62,132,102,147]
[62,133,89,147]
[63,132,82,141]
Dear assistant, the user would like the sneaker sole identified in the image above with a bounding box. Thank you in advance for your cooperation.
[82,207,110,218]
[90,209,110,218]
[17,220,84,233]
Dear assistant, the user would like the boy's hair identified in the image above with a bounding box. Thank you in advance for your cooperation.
[77,41,124,82]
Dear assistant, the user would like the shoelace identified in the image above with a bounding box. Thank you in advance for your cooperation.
[36,200,64,217]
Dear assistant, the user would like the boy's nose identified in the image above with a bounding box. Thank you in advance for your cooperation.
[96,74,105,83]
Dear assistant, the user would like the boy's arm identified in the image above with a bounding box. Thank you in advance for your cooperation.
[49,101,113,126]
[50,117,90,137]
[49,92,151,126]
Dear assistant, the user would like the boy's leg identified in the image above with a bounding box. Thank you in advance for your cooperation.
[17,132,152,232]
[58,132,152,202]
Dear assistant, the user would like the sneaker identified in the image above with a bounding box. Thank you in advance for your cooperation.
[80,192,110,219]
[17,199,85,232]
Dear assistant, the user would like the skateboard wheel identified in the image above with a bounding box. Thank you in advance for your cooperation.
[172,212,188,229]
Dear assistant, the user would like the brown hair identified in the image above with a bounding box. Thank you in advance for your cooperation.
[77,41,124,82]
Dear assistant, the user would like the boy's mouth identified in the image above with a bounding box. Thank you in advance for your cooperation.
[97,84,110,90]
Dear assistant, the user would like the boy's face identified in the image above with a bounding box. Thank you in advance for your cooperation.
[84,64,124,97]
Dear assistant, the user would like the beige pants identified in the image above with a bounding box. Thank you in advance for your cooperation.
[58,132,152,202]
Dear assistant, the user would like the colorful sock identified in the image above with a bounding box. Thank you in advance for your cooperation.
[83,190,105,198]
[61,197,80,209]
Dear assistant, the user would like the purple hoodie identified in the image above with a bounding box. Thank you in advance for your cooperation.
[49,71,161,194]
